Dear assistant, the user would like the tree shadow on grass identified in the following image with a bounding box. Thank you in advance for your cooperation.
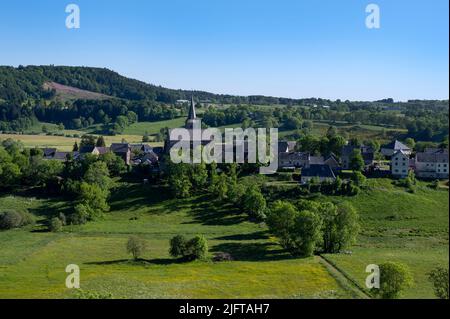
[109,183,171,212]
[84,257,186,266]
[181,197,248,226]
[213,230,270,241]
[211,242,295,262]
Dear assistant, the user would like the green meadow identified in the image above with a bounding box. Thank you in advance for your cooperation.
[0,185,354,299]
[323,179,449,299]
[0,178,447,299]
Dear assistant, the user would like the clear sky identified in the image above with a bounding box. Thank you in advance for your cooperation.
[0,0,448,101]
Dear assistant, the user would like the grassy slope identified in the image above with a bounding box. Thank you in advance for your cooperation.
[0,178,447,299]
[323,179,449,299]
[0,185,351,299]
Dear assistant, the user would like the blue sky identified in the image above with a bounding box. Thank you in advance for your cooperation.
[0,0,448,101]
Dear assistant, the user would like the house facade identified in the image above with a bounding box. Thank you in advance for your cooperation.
[414,148,449,179]
[391,150,410,178]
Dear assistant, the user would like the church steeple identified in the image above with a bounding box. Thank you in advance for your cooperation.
[185,95,199,129]
[188,95,196,120]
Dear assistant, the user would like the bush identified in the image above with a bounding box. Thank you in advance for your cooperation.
[0,210,35,230]
[126,236,148,260]
[372,262,413,299]
[169,235,187,258]
[428,267,449,299]
[49,217,63,232]
[169,234,208,261]
[58,213,67,226]
[69,204,90,225]
[185,235,208,260]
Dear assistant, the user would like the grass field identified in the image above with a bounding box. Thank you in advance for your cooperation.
[0,134,163,151]
[0,178,447,299]
[0,187,355,299]
[322,178,449,299]
[123,118,187,136]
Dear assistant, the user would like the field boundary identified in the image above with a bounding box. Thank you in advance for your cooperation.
[318,255,371,299]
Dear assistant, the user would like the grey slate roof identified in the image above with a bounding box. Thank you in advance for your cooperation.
[278,141,297,153]
[42,148,57,157]
[79,146,95,154]
[111,143,130,153]
[302,164,336,178]
[383,140,411,151]
[416,149,449,163]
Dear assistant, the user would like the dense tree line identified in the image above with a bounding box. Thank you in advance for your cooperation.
[1,66,448,142]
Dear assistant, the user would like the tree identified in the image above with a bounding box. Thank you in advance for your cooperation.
[185,235,208,260]
[78,182,110,219]
[212,173,228,201]
[242,186,267,221]
[0,162,21,187]
[96,136,106,147]
[126,236,148,260]
[73,142,79,152]
[428,267,449,299]
[290,210,322,257]
[351,171,367,187]
[349,149,365,171]
[169,235,187,258]
[332,202,360,252]
[372,262,413,299]
[49,217,63,232]
[169,174,192,198]
[404,138,415,149]
[169,235,208,261]
[83,161,112,190]
[100,152,127,176]
[191,162,208,189]
[142,132,150,143]
[266,201,298,249]
[80,135,96,148]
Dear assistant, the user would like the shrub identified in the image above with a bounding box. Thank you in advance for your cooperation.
[169,235,208,261]
[372,262,413,299]
[428,267,449,299]
[185,235,208,260]
[58,213,67,226]
[49,217,63,232]
[70,204,90,225]
[126,236,148,260]
[169,235,187,258]
[0,211,22,229]
[0,210,35,230]
[242,187,267,221]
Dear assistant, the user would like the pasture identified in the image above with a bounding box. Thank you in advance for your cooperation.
[0,188,354,299]
[0,178,447,299]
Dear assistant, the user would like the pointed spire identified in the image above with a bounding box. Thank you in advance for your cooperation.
[188,95,196,120]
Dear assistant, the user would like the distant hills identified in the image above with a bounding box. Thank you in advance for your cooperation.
[0,65,301,105]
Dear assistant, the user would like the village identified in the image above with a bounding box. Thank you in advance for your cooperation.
[39,99,449,185]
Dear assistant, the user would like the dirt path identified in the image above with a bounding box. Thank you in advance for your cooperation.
[318,255,371,299]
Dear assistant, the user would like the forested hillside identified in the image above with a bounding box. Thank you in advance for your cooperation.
[0,65,448,143]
